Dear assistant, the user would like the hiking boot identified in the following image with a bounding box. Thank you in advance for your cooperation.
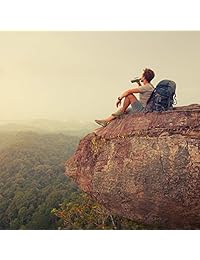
[95,119,108,127]
[111,109,124,117]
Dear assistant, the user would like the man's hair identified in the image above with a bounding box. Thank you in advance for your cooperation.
[143,68,155,82]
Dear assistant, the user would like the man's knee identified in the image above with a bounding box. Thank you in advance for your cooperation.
[127,94,137,102]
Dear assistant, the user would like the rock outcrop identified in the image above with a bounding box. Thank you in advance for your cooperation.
[65,104,200,229]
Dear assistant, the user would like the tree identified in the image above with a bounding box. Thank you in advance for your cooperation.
[52,192,147,230]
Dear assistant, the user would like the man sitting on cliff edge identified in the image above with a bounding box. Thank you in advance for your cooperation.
[95,68,155,127]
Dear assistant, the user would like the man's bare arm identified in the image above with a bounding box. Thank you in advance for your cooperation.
[119,87,142,99]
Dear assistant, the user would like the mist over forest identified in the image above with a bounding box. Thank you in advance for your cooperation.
[0,121,148,229]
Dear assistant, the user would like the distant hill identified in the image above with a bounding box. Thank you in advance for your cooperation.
[0,119,96,136]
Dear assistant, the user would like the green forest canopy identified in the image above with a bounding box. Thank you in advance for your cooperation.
[0,131,151,229]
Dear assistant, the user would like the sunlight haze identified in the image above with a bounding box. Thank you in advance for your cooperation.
[0,31,199,122]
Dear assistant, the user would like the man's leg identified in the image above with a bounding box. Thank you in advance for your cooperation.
[102,94,137,121]
[95,94,138,127]
[112,94,137,117]
[95,114,115,126]
[121,94,137,112]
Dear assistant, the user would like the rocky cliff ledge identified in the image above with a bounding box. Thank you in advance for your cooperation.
[65,104,200,229]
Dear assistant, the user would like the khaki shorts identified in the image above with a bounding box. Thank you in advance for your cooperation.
[126,100,145,114]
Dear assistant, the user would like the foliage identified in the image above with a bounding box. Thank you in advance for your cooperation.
[0,131,79,229]
[52,192,148,230]
[0,131,151,230]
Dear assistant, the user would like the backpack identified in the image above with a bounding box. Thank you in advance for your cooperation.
[145,80,177,112]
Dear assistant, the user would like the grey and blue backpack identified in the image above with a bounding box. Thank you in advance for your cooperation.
[145,80,177,112]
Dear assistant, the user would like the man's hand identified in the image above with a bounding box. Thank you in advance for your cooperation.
[116,97,122,108]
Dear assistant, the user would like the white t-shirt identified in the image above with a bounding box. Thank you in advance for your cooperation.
[138,83,154,107]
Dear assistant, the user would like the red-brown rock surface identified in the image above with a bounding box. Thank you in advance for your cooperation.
[65,104,200,229]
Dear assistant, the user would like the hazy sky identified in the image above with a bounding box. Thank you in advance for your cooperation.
[0,31,199,121]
